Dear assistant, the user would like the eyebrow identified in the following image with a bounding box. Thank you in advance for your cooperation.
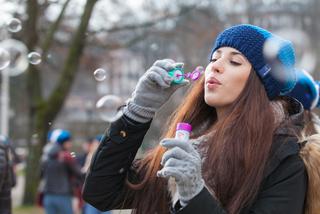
[216,49,242,56]
[230,51,242,56]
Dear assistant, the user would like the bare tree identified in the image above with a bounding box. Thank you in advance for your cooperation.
[22,0,98,204]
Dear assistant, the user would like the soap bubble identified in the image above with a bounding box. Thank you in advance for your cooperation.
[263,37,290,83]
[150,43,159,51]
[28,52,42,65]
[274,28,317,74]
[0,39,28,76]
[96,95,124,122]
[263,37,282,60]
[0,48,10,70]
[7,18,22,33]
[263,33,299,85]
[93,68,108,81]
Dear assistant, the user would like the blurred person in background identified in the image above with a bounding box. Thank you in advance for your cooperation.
[286,69,320,136]
[76,138,92,214]
[0,135,16,214]
[81,135,111,214]
[76,138,92,169]
[81,135,103,174]
[40,129,83,214]
[83,24,308,213]
[285,70,320,213]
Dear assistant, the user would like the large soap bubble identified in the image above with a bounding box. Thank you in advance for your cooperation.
[275,28,317,74]
[0,39,28,76]
[96,95,124,122]
[0,48,10,70]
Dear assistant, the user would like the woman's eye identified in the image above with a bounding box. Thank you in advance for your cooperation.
[230,61,241,66]
[210,58,217,62]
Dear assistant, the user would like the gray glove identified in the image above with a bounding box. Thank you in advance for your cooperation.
[123,59,189,123]
[157,138,205,203]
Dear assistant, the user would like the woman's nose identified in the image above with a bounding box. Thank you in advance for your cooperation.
[210,59,224,74]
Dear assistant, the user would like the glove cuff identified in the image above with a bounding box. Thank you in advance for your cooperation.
[123,100,155,123]
[178,178,205,202]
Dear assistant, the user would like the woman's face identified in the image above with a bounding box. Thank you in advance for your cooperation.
[204,47,252,108]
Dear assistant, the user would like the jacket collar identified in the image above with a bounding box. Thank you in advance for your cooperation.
[274,96,304,136]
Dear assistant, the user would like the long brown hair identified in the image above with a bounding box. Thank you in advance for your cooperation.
[126,71,282,214]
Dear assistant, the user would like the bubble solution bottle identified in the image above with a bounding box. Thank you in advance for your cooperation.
[175,122,192,141]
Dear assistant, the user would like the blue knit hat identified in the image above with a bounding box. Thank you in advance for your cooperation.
[286,70,320,110]
[210,24,297,99]
[47,129,71,145]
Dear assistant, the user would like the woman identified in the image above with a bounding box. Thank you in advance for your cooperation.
[83,24,307,214]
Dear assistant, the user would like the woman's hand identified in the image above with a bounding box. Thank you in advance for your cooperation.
[157,138,205,203]
[123,59,189,123]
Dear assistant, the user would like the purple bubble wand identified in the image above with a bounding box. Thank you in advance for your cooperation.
[175,66,204,81]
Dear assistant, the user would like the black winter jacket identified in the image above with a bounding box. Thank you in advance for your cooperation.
[83,100,307,214]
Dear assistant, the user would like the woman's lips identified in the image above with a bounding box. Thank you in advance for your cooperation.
[206,77,221,89]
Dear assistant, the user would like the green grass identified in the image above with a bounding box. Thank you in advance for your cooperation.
[13,206,43,214]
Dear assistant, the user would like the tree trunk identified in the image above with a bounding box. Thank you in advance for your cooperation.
[22,0,98,205]
[22,0,42,205]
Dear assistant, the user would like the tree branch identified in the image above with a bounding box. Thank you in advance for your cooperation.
[41,0,71,59]
[43,0,98,124]
[88,6,194,35]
